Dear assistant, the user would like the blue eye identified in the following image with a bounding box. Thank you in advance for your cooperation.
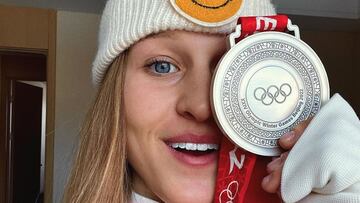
[149,60,178,75]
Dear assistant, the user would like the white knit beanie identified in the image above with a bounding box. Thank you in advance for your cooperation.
[92,0,276,85]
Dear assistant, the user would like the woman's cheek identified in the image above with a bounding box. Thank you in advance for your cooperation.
[125,79,177,128]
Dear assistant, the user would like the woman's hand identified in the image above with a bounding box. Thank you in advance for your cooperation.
[261,118,312,193]
[260,95,360,202]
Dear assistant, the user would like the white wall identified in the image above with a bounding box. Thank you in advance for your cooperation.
[54,11,99,203]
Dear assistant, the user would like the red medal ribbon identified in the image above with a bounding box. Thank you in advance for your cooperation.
[237,15,289,39]
[214,15,289,203]
[214,137,257,203]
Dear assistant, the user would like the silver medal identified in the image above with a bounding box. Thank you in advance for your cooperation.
[212,20,330,156]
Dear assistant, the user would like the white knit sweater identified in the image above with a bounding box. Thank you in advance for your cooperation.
[281,93,360,202]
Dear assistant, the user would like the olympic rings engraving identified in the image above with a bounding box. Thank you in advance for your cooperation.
[254,83,292,106]
[219,181,239,203]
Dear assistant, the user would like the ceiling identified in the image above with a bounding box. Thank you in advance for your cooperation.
[0,0,359,31]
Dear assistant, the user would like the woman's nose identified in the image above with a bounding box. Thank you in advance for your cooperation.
[176,68,212,122]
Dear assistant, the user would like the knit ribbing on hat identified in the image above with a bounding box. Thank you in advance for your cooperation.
[92,0,276,85]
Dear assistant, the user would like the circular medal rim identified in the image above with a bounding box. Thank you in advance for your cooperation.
[211,31,330,156]
[169,0,246,27]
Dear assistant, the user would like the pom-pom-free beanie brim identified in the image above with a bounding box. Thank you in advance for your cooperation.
[92,0,276,85]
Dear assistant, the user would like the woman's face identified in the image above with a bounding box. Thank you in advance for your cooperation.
[125,30,227,203]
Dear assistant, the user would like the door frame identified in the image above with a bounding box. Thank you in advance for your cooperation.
[0,5,56,203]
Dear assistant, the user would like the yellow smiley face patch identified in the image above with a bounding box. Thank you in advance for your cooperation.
[170,0,245,27]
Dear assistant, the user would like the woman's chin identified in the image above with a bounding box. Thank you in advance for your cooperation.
[160,179,215,203]
[163,190,214,203]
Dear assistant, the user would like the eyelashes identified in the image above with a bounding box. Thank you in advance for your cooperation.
[145,58,180,76]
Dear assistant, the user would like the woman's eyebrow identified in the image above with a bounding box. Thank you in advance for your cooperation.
[147,32,176,40]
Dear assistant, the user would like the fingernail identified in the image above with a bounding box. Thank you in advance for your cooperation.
[282,131,295,142]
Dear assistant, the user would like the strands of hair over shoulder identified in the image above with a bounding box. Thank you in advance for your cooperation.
[63,52,131,203]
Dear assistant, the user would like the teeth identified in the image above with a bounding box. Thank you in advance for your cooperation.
[209,144,219,150]
[169,143,219,151]
[186,143,196,150]
[197,144,208,151]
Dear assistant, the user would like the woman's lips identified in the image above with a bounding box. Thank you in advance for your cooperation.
[164,134,220,167]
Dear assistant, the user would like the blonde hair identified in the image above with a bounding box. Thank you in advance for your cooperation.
[63,52,131,202]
